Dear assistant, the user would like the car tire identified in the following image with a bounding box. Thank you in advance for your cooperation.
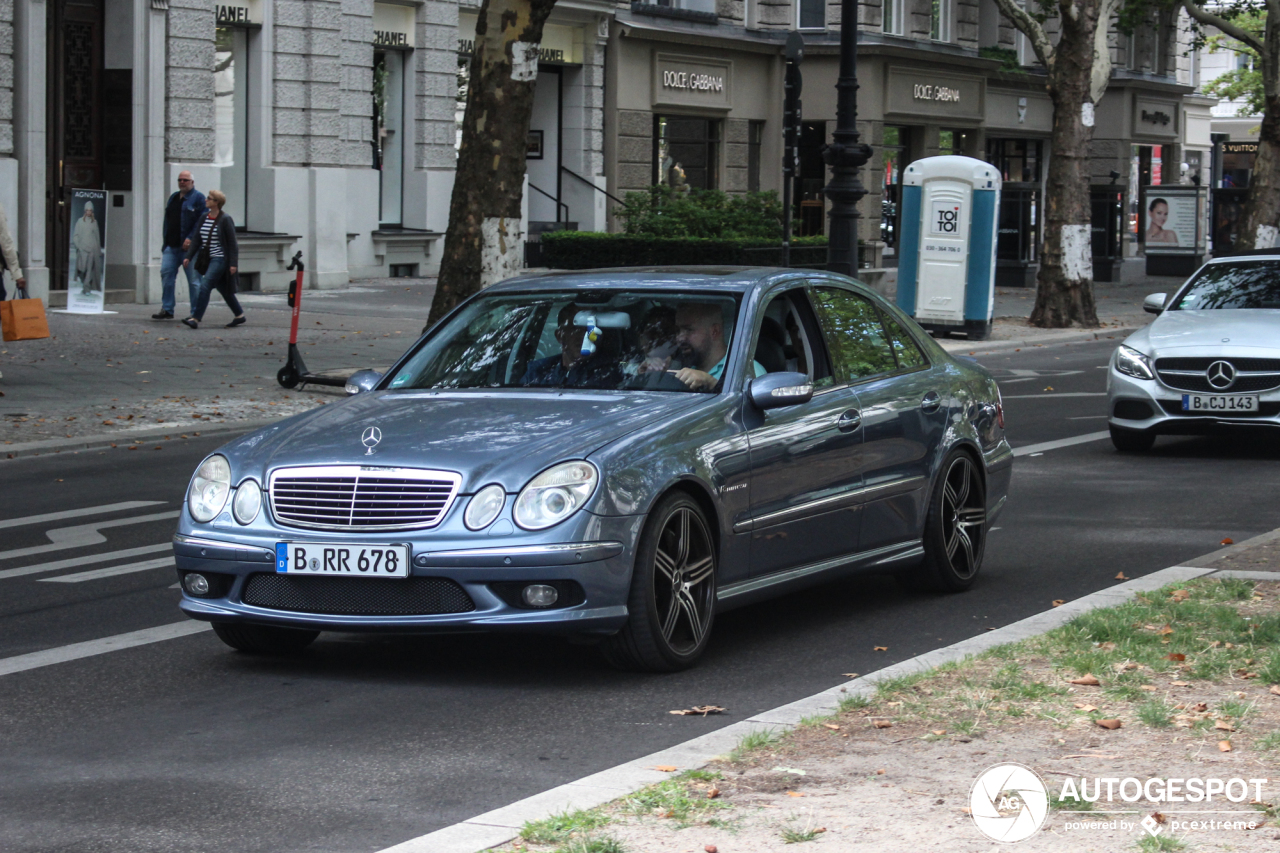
[212,623,319,654]
[1110,424,1155,452]
[601,492,717,672]
[899,449,987,593]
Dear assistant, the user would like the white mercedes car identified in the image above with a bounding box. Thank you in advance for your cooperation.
[1108,252,1280,451]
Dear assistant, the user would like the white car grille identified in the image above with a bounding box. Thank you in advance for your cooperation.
[268,466,462,531]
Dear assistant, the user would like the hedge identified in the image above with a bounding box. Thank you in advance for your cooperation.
[540,231,830,270]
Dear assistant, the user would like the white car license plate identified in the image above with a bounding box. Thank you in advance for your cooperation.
[275,542,410,578]
[1181,394,1258,412]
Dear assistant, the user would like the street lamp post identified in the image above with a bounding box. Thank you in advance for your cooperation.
[823,0,872,276]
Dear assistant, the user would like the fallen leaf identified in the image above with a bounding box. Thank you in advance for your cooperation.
[1170,681,1192,687]
[822,723,841,731]
[1096,641,1117,651]
[931,729,947,736]
[961,807,972,814]
[876,768,886,775]
[1191,702,1209,712]
[669,705,726,716]
[1219,740,1232,752]
[1074,703,1099,712]
[814,828,827,834]
[1237,670,1259,680]
[873,646,888,652]
[707,787,720,799]
[1271,685,1280,695]
[1052,600,1065,607]
[1069,674,1101,686]
[872,719,893,729]
[1115,572,1128,580]
[787,791,805,797]
[1044,386,1054,391]
[1221,537,1234,546]
[705,846,718,853]
[1151,812,1167,825]
[1095,719,1123,730]
[1139,685,1157,692]
[651,765,678,772]
[1170,589,1191,602]
[1215,719,1236,732]
[1158,625,1174,636]
[1166,653,1186,662]
[842,673,859,678]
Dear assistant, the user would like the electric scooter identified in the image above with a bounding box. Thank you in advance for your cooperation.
[276,251,347,390]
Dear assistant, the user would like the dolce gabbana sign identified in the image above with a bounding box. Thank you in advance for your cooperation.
[886,67,983,121]
[653,54,733,110]
[215,0,261,26]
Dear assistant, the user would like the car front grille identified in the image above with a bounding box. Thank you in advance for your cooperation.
[1158,400,1280,418]
[242,574,476,616]
[268,466,461,531]
[1155,357,1280,393]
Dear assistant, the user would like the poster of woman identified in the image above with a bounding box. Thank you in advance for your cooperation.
[67,189,107,313]
[1142,190,1199,254]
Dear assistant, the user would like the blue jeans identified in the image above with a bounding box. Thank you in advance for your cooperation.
[192,256,244,322]
[160,245,202,315]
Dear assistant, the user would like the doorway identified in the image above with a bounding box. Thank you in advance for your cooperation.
[46,0,106,292]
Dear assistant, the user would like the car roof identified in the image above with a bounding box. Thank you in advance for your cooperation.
[1206,249,1280,263]
[488,267,855,294]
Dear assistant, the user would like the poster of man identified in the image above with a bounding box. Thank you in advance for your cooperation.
[1141,189,1200,254]
[67,189,107,313]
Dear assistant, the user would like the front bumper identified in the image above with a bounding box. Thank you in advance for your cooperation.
[1107,367,1280,435]
[174,515,643,636]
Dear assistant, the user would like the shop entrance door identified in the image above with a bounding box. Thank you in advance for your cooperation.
[46,0,105,292]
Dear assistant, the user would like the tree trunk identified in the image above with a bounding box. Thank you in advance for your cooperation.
[1030,3,1103,329]
[426,0,558,330]
[1235,91,1280,250]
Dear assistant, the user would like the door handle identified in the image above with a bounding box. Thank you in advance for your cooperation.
[920,392,942,413]
[836,409,862,432]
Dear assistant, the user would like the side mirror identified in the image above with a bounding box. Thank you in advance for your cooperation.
[1143,293,1167,315]
[749,372,814,410]
[345,369,383,396]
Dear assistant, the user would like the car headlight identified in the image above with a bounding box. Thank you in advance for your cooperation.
[232,478,263,525]
[514,461,598,530]
[1115,345,1154,380]
[188,455,232,523]
[465,484,506,530]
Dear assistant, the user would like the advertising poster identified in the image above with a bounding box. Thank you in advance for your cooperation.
[1142,188,1200,254]
[66,189,107,314]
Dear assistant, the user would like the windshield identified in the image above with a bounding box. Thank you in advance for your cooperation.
[387,290,743,392]
[1173,261,1280,310]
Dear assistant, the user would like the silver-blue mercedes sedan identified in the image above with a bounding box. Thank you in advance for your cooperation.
[174,268,1013,671]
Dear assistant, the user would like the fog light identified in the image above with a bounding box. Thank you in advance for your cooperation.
[183,573,210,596]
[522,584,558,607]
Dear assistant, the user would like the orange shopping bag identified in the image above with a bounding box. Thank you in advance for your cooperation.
[1,287,51,342]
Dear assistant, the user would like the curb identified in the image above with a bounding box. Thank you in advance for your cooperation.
[1,418,280,461]
[938,326,1140,356]
[375,531,1280,853]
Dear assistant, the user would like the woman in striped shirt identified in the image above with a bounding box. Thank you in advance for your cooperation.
[182,190,246,329]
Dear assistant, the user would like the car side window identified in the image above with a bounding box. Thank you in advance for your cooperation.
[809,286,898,384]
[879,310,927,370]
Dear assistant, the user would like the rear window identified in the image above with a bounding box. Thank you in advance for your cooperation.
[1173,261,1280,310]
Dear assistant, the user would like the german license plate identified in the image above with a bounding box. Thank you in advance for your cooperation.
[276,542,410,578]
[1181,394,1258,412]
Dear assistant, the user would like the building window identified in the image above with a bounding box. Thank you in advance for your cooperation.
[797,0,824,30]
[939,129,971,156]
[931,0,952,42]
[883,0,904,35]
[748,121,763,192]
[214,27,249,225]
[655,116,719,191]
[374,50,406,226]
[985,138,1042,183]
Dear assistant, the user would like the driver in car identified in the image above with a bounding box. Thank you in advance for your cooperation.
[521,303,623,389]
[671,302,766,391]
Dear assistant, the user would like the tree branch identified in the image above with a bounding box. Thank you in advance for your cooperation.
[992,0,1056,69]
[1182,0,1265,55]
[1090,0,1122,104]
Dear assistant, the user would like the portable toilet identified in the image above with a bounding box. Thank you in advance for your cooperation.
[895,156,1000,340]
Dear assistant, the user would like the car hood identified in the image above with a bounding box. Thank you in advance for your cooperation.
[1127,310,1280,355]
[223,390,707,492]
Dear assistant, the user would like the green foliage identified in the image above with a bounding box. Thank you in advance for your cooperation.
[729,728,779,762]
[553,836,627,853]
[520,809,611,845]
[620,777,732,825]
[1201,8,1267,116]
[540,231,829,270]
[616,186,783,240]
[979,46,1023,72]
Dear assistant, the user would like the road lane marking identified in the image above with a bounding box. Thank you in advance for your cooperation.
[0,543,172,581]
[39,557,176,583]
[1068,415,1108,420]
[0,511,180,562]
[1002,392,1107,399]
[0,621,211,678]
[0,502,166,530]
[1012,431,1110,456]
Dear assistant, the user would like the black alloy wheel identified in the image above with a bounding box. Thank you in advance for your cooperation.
[212,623,320,654]
[602,492,717,672]
[902,449,987,593]
[277,365,300,389]
[1110,424,1156,452]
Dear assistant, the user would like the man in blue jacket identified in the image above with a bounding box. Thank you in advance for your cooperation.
[153,171,206,319]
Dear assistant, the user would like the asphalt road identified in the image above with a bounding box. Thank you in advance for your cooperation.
[2,338,1279,852]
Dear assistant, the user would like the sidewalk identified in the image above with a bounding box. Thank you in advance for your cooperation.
[0,278,435,455]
